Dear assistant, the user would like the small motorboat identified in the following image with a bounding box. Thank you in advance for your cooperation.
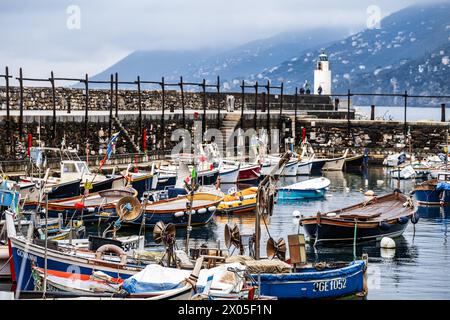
[264,155,298,177]
[236,163,261,183]
[114,189,224,227]
[412,172,450,205]
[217,187,257,214]
[322,149,348,171]
[219,163,240,184]
[300,190,417,245]
[44,187,137,222]
[277,177,330,200]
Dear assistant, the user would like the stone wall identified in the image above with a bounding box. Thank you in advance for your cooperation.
[296,119,448,157]
[0,86,334,112]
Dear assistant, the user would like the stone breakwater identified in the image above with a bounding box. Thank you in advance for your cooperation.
[0,86,334,112]
[296,119,449,157]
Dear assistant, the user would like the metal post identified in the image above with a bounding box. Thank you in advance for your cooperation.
[294,87,298,145]
[115,72,118,117]
[180,76,186,129]
[84,74,89,139]
[108,74,113,138]
[267,81,271,143]
[403,90,407,135]
[254,81,258,131]
[241,80,245,129]
[161,77,165,149]
[5,67,10,148]
[442,103,446,122]
[202,78,206,141]
[370,104,375,121]
[217,76,221,128]
[347,89,351,136]
[279,82,284,149]
[50,71,56,140]
[19,68,24,138]
[137,76,142,146]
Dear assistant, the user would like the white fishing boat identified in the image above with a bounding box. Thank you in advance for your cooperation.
[277,177,330,200]
[322,149,348,171]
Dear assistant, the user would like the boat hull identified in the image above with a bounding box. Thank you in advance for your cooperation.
[322,158,346,171]
[311,160,326,173]
[281,161,298,177]
[413,188,450,205]
[297,162,312,175]
[302,219,410,245]
[277,188,327,200]
[238,165,261,184]
[8,237,138,291]
[255,260,366,299]
[219,167,240,184]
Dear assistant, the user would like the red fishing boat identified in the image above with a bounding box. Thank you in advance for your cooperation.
[237,163,261,184]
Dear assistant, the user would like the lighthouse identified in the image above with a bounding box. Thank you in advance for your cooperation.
[314,51,331,95]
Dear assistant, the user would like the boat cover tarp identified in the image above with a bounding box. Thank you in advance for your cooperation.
[436,182,450,191]
[244,259,292,274]
[256,260,365,281]
[122,262,244,294]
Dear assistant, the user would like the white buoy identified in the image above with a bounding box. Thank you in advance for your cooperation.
[292,210,301,218]
[364,190,375,197]
[380,248,396,259]
[326,212,337,217]
[380,236,396,249]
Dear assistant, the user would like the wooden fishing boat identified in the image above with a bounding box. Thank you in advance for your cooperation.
[300,191,417,245]
[237,163,261,183]
[217,187,257,214]
[277,177,330,200]
[110,189,224,227]
[219,163,240,184]
[44,187,137,222]
[253,259,367,299]
[412,172,450,205]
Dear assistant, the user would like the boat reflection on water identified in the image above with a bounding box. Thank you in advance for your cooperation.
[416,205,450,219]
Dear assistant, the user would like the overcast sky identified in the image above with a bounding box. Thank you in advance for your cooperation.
[0,0,438,82]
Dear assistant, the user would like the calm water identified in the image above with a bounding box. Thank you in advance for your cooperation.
[356,106,445,122]
[147,167,450,300]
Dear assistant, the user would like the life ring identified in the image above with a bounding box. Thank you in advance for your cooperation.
[95,244,127,265]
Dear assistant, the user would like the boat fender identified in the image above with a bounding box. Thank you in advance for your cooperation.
[95,244,127,265]
[85,207,95,213]
[174,211,184,217]
[378,221,391,231]
[397,216,409,225]
[292,210,301,218]
[190,210,197,215]
[197,208,207,214]
[411,212,420,224]
[207,206,217,212]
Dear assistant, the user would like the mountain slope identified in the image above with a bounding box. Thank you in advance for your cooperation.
[254,2,450,100]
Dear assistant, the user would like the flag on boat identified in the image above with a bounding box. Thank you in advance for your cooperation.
[397,152,406,166]
[99,131,120,168]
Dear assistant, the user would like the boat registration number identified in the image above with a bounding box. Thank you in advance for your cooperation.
[313,278,346,292]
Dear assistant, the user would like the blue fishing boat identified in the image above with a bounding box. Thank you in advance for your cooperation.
[277,177,330,200]
[412,172,450,205]
[255,260,367,299]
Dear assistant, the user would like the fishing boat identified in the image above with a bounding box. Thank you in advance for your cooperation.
[44,187,137,223]
[217,187,257,214]
[109,188,224,227]
[251,259,367,299]
[4,208,151,291]
[300,190,417,245]
[344,150,369,173]
[412,172,450,206]
[383,152,413,167]
[219,163,240,184]
[322,149,349,171]
[277,177,330,200]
